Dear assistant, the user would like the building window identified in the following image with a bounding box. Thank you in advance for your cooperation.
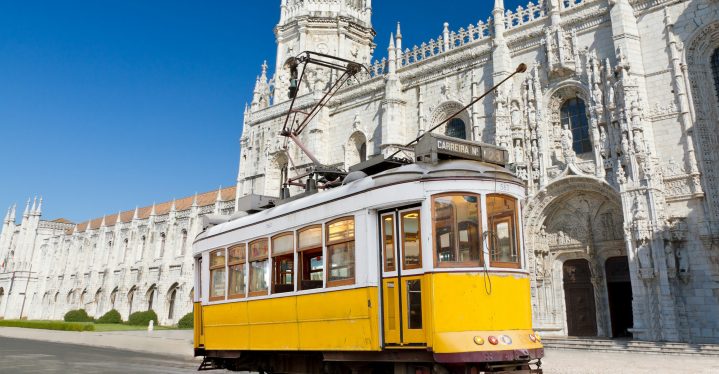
[159,233,166,259]
[147,285,156,311]
[401,210,422,270]
[326,217,355,286]
[227,244,246,299]
[209,249,226,301]
[110,288,118,309]
[138,236,146,261]
[432,194,482,267]
[128,287,136,315]
[298,226,323,290]
[561,98,591,154]
[179,229,188,256]
[167,284,178,320]
[272,233,294,293]
[712,48,719,103]
[248,239,269,296]
[446,118,467,140]
[122,239,129,263]
[487,194,520,269]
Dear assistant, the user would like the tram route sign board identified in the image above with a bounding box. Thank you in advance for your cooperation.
[414,133,508,166]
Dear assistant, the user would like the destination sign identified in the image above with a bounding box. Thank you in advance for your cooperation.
[414,133,508,166]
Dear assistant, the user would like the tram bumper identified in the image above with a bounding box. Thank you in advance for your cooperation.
[433,347,544,364]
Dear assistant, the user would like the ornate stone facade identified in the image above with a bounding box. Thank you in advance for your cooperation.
[0,188,236,325]
[237,0,719,343]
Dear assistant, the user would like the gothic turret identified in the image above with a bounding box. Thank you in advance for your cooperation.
[273,0,376,102]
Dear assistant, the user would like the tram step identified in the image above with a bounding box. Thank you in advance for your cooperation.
[542,337,719,357]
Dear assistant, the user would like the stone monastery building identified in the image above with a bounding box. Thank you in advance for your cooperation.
[2,0,719,342]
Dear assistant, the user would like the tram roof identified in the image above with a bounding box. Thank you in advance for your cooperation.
[194,159,520,249]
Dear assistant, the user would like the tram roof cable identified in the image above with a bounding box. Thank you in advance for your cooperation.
[386,63,527,161]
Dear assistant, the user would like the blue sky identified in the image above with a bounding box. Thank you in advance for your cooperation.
[0,0,525,223]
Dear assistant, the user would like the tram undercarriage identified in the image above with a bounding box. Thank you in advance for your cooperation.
[197,349,543,374]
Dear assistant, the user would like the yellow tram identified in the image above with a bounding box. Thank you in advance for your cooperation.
[192,134,543,373]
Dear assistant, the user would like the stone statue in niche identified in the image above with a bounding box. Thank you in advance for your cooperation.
[630,101,642,127]
[621,133,631,156]
[633,130,645,154]
[560,123,575,164]
[632,197,648,221]
[531,140,539,166]
[514,139,524,163]
[617,162,627,184]
[599,126,609,158]
[528,101,537,128]
[511,102,522,129]
[592,83,603,107]
[676,245,689,280]
[636,238,653,270]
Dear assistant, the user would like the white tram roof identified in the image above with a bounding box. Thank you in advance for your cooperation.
[193,160,520,253]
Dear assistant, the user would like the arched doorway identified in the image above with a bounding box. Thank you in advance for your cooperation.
[605,256,633,338]
[563,259,597,336]
[147,285,157,311]
[167,283,179,321]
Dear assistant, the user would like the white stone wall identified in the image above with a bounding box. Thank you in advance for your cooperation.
[238,0,719,343]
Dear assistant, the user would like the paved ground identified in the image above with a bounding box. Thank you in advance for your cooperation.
[540,349,719,374]
[0,336,198,373]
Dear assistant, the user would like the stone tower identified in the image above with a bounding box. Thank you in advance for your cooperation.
[272,0,376,102]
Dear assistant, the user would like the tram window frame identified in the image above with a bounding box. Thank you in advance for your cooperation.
[209,248,226,301]
[298,225,323,290]
[271,233,295,294]
[227,244,247,299]
[381,213,396,272]
[248,238,269,297]
[431,193,483,268]
[487,194,521,269]
[326,217,356,287]
[401,210,422,270]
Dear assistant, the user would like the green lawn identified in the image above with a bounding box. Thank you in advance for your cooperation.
[0,320,178,332]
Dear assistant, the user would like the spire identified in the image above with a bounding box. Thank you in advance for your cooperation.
[35,197,42,216]
[150,202,157,216]
[396,22,402,39]
[260,61,268,81]
[30,196,37,216]
[395,22,403,63]
[23,198,30,218]
[494,0,504,10]
[388,33,397,75]
[100,215,106,227]
[216,186,223,202]
[4,206,9,223]
[132,206,139,221]
[116,210,123,226]
[170,198,177,212]
[10,204,16,222]
[192,192,199,208]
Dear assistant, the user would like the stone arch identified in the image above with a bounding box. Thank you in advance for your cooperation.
[429,101,472,140]
[544,82,594,164]
[265,151,289,198]
[127,286,137,315]
[92,288,103,317]
[166,282,180,321]
[684,20,719,223]
[524,176,625,337]
[110,287,119,310]
[146,284,157,311]
[344,131,368,169]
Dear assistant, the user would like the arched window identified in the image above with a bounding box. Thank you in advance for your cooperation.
[122,238,129,263]
[561,98,591,154]
[159,233,166,259]
[128,286,136,315]
[712,48,719,101]
[446,118,467,140]
[147,285,157,311]
[139,236,146,261]
[167,284,178,320]
[180,229,188,256]
[110,287,118,309]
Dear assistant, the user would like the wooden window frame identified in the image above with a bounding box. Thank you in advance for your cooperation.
[272,233,295,294]
[431,193,484,268]
[400,210,422,270]
[487,194,521,269]
[325,217,355,287]
[298,225,323,290]
[248,238,269,297]
[227,244,246,299]
[381,213,396,273]
[209,248,226,302]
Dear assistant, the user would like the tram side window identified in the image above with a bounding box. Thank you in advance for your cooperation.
[209,249,226,301]
[298,226,323,290]
[248,239,269,296]
[228,244,246,299]
[487,194,520,268]
[326,217,355,287]
[401,210,422,270]
[432,194,482,267]
[272,233,294,293]
[381,214,396,272]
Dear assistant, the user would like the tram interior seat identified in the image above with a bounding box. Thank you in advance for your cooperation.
[300,280,323,290]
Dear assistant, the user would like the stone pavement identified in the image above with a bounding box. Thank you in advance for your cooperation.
[540,348,719,374]
[0,327,194,359]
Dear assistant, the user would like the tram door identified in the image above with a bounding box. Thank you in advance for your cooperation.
[380,207,426,346]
